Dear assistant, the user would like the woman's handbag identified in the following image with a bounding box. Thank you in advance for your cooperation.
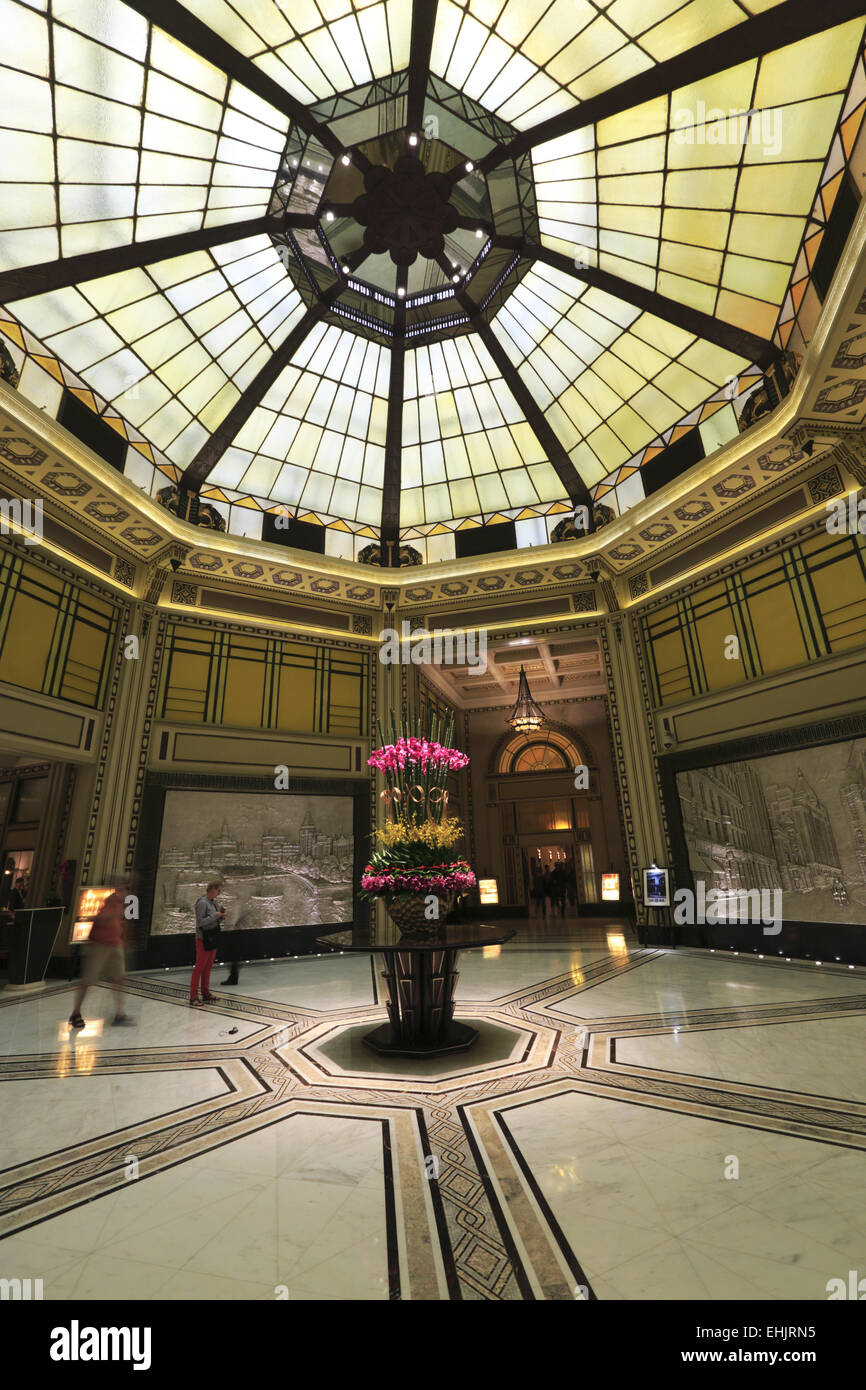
[200,921,221,951]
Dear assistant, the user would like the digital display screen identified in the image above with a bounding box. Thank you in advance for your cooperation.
[601,873,620,901]
[643,867,671,908]
[479,878,499,905]
[71,885,112,943]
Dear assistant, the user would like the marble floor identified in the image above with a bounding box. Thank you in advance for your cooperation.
[1,920,865,1301]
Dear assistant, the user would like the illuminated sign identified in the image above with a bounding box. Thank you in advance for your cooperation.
[601,873,620,901]
[478,878,499,905]
[643,867,670,908]
[71,885,112,944]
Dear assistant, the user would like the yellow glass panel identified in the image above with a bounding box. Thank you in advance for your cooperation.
[631,314,693,358]
[600,204,661,236]
[659,241,724,286]
[654,362,713,410]
[656,271,717,315]
[728,213,806,263]
[608,404,652,452]
[642,0,743,65]
[276,664,316,733]
[748,584,807,673]
[598,95,668,146]
[665,167,738,208]
[754,21,865,108]
[671,60,757,125]
[1,591,54,692]
[696,605,744,690]
[743,96,843,165]
[715,289,780,338]
[662,207,729,250]
[721,253,790,305]
[223,655,266,728]
[736,162,821,215]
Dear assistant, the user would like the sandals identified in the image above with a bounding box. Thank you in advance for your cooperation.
[189,997,203,1007]
[201,993,218,1004]
[68,1013,85,1029]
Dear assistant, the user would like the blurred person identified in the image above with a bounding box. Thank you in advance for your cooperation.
[530,862,544,917]
[8,875,26,912]
[542,864,552,915]
[564,857,577,911]
[68,879,134,1029]
[220,910,244,986]
[191,880,224,1005]
[550,861,567,916]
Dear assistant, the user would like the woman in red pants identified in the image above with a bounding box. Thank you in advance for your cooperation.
[190,879,225,1005]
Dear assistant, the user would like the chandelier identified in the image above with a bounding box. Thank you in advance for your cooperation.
[507,666,545,734]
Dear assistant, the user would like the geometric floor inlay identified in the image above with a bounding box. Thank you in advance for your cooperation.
[2,924,865,1300]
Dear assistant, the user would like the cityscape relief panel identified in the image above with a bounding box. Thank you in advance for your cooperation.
[676,737,866,924]
[151,791,354,936]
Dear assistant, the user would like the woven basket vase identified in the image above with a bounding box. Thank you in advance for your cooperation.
[384,892,455,936]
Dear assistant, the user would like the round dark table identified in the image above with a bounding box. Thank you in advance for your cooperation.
[316,922,515,1058]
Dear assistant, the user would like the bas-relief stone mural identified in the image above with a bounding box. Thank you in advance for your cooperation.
[676,738,866,925]
[151,790,354,936]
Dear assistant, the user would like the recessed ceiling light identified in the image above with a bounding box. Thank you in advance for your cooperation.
[409,133,418,146]
[451,273,460,283]
[340,153,351,166]
[340,263,349,274]
[325,210,334,222]
[475,227,483,238]
[397,287,405,298]
[465,160,474,172]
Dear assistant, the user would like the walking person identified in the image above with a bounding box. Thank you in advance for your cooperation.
[190,880,224,1006]
[542,864,553,916]
[68,879,134,1030]
[531,862,545,918]
[550,862,566,916]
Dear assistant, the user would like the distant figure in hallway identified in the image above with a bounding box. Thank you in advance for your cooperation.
[220,911,244,986]
[191,880,225,1005]
[550,862,567,916]
[68,879,134,1030]
[564,857,577,911]
[531,862,545,917]
[542,865,552,915]
[8,875,27,912]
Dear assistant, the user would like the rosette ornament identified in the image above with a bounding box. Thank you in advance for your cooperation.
[352,155,460,267]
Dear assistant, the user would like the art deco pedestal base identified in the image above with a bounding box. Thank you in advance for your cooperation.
[366,947,477,1057]
[316,923,515,1059]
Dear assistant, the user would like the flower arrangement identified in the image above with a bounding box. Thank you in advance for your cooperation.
[361,709,477,930]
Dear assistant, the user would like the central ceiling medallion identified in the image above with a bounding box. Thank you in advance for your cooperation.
[352,155,460,267]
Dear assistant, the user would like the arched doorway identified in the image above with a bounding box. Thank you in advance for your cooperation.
[493,727,600,914]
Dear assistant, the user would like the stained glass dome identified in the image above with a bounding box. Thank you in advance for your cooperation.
[0,0,863,562]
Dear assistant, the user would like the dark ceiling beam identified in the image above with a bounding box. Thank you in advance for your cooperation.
[0,216,283,304]
[183,297,331,492]
[341,246,372,276]
[480,0,866,172]
[499,237,781,368]
[406,1,439,135]
[122,0,342,156]
[321,202,357,220]
[456,288,594,519]
[380,265,408,561]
